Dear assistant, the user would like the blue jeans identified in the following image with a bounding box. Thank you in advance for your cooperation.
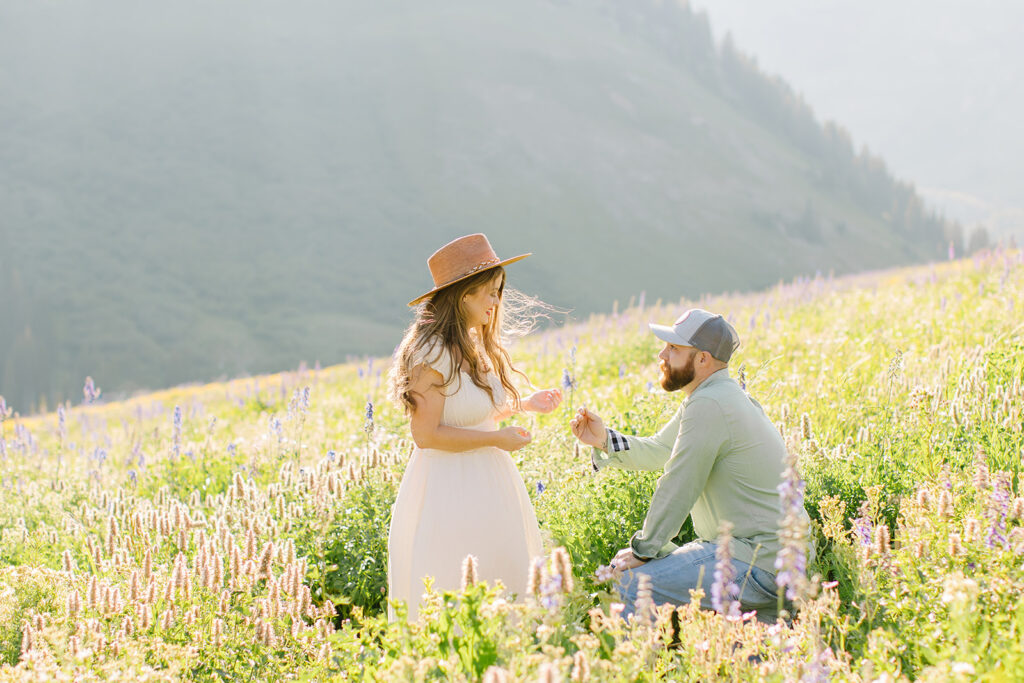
[616,541,783,624]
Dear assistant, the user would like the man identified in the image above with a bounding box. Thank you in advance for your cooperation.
[570,308,812,622]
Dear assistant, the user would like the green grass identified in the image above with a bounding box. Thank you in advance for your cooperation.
[1,250,1022,679]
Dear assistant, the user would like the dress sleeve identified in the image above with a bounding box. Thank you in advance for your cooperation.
[411,337,456,384]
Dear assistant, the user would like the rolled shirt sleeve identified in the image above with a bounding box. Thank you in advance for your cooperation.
[590,406,682,472]
[628,397,728,560]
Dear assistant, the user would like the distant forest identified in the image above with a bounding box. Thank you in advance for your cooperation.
[608,0,960,246]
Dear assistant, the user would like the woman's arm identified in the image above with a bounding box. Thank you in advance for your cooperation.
[494,388,563,421]
[409,365,531,452]
[492,402,516,422]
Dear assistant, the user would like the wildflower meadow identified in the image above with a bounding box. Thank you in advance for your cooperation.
[2,249,1023,681]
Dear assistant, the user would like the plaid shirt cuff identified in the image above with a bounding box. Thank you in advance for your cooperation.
[607,428,630,453]
[590,428,631,472]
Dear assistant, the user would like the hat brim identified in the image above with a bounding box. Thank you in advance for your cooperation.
[649,323,689,346]
[407,253,532,307]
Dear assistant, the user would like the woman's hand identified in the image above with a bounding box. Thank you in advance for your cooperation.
[493,426,532,452]
[522,388,563,414]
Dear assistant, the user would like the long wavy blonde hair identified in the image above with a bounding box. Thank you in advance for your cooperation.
[388,266,544,416]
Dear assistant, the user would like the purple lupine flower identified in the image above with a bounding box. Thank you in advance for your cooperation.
[172,406,182,459]
[802,648,834,683]
[536,481,546,495]
[57,405,67,442]
[364,399,374,437]
[561,369,576,392]
[711,523,741,617]
[326,450,337,462]
[775,453,809,601]
[269,416,284,443]
[619,364,626,379]
[0,395,10,420]
[986,472,1011,549]
[852,516,873,548]
[14,424,36,454]
[83,377,101,404]
[539,570,563,610]
[948,241,955,261]
[288,387,311,419]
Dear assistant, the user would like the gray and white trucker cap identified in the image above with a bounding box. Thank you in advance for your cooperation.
[649,309,740,363]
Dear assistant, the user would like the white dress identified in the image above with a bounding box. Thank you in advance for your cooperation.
[387,338,543,620]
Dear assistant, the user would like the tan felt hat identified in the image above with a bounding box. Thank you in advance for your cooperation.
[408,233,530,307]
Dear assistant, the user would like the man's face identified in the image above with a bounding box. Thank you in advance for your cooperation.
[658,343,698,392]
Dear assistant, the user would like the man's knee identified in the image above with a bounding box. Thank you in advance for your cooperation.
[614,570,638,602]
[613,568,650,613]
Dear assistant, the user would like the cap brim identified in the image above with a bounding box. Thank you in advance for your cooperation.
[649,323,688,345]
[408,253,532,307]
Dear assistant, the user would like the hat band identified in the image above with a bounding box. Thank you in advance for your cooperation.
[439,257,501,286]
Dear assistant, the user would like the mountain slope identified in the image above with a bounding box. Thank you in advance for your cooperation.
[0,0,956,411]
[693,0,1024,239]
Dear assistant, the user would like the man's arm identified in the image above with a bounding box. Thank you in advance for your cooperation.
[628,397,728,560]
[591,406,682,472]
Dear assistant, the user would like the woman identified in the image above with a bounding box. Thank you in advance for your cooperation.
[386,233,562,620]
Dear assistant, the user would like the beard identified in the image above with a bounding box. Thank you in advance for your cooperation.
[660,355,695,392]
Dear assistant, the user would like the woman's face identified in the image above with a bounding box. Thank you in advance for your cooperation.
[461,273,503,331]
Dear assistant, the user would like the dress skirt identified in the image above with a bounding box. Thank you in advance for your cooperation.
[387,443,543,620]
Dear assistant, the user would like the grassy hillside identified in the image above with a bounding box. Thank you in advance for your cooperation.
[0,0,957,413]
[1,249,1022,679]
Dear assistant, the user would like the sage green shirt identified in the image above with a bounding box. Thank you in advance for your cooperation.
[592,369,814,574]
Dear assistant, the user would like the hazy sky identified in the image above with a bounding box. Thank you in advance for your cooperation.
[694,0,1024,239]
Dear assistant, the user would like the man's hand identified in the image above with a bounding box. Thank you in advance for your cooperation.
[570,407,606,450]
[523,388,563,414]
[610,547,647,576]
